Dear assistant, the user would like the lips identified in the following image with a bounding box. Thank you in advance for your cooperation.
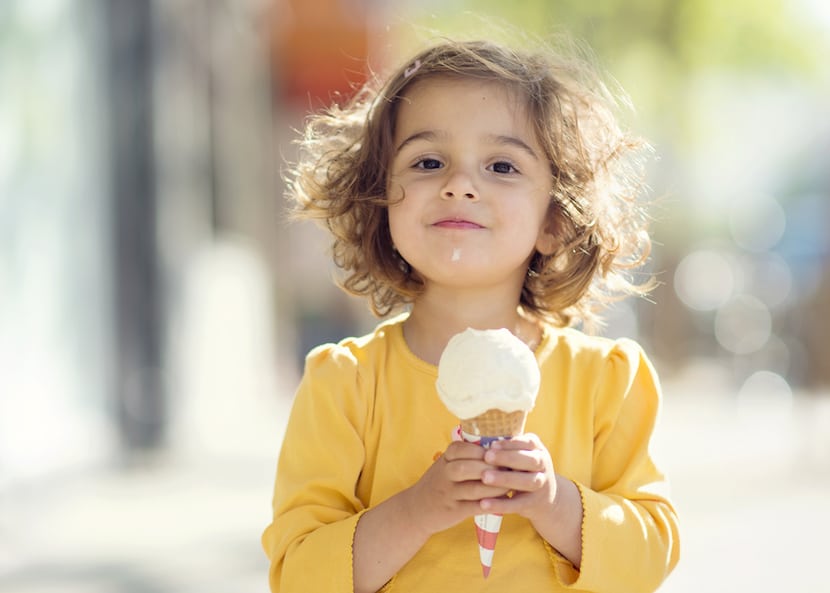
[432,217,483,229]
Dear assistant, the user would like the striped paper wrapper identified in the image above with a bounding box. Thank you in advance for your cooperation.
[458,408,527,578]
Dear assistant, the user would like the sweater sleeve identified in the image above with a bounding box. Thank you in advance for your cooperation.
[557,338,681,593]
[262,344,370,593]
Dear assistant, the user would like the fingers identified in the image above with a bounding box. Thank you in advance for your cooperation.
[440,442,488,482]
[435,441,509,499]
[478,465,553,516]
[450,462,512,501]
[433,433,560,520]
[433,437,549,502]
[483,440,548,474]
[486,433,541,451]
[485,449,545,472]
[454,480,512,502]
[479,433,553,497]
[482,459,546,488]
[442,440,487,462]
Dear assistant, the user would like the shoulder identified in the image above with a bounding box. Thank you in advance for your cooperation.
[541,326,657,393]
[291,315,407,428]
[303,314,407,378]
[544,325,646,363]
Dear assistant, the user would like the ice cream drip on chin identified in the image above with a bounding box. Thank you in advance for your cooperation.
[451,247,461,262]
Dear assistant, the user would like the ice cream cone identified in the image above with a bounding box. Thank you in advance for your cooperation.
[436,328,540,579]
[460,408,527,438]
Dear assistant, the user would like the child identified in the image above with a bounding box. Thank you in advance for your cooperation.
[263,38,680,593]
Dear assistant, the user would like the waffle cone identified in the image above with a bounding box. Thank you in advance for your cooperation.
[460,408,527,437]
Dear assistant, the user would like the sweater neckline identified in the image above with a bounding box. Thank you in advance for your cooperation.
[383,313,552,373]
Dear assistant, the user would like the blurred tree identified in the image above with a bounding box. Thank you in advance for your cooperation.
[425,0,824,74]
[400,0,827,145]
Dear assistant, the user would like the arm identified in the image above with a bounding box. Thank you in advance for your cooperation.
[261,346,370,593]
[352,490,429,593]
[572,339,681,593]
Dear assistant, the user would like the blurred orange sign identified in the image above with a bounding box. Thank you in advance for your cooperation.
[271,0,370,107]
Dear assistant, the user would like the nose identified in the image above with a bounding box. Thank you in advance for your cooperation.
[441,171,478,201]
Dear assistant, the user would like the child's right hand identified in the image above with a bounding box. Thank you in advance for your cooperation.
[403,441,510,537]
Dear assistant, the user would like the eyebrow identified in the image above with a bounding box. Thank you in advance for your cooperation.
[395,130,440,154]
[395,130,540,160]
[487,134,540,160]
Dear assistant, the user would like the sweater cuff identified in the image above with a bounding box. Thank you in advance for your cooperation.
[349,509,370,592]
[544,480,587,587]
[562,481,624,592]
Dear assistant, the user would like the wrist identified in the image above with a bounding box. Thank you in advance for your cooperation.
[529,474,574,530]
[530,474,584,569]
[397,486,435,543]
[550,474,570,518]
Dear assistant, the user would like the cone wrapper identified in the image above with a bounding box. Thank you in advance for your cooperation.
[458,408,528,578]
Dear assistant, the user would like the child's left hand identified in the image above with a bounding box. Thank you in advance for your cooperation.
[478,433,584,567]
[477,433,558,524]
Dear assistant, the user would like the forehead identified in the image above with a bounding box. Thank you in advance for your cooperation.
[394,76,532,132]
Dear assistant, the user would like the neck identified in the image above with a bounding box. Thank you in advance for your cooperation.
[402,286,541,365]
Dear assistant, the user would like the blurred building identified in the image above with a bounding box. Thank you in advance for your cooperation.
[2,0,828,478]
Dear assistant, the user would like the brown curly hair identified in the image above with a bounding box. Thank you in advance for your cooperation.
[286,38,655,329]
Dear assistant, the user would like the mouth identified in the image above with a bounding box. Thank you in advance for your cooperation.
[432,217,484,230]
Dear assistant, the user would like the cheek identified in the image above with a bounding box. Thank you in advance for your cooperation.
[385,179,402,231]
[387,202,410,247]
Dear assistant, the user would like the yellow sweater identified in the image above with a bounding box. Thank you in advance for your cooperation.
[262,315,680,592]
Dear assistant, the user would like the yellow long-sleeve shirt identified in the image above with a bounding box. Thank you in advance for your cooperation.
[262,315,680,592]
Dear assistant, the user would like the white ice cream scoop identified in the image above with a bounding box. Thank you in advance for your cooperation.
[436,327,540,420]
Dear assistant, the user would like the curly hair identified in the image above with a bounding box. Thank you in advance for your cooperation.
[286,38,655,329]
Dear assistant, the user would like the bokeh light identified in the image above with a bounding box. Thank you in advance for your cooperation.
[729,194,787,252]
[744,251,793,309]
[673,249,735,311]
[737,370,793,417]
[714,294,772,354]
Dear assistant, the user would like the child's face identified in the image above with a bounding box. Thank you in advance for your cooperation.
[387,76,556,293]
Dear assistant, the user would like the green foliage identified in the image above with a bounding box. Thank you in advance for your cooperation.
[404,0,826,78]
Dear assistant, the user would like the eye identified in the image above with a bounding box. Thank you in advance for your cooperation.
[489,161,518,174]
[414,158,443,170]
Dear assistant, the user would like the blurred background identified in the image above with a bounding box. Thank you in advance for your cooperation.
[1,0,828,591]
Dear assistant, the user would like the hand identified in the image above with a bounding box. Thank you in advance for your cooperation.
[477,433,559,525]
[478,433,585,567]
[403,440,511,537]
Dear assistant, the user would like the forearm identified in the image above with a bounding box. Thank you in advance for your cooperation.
[352,488,429,593]
[532,475,583,569]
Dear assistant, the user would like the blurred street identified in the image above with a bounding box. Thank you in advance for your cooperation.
[2,375,828,593]
[655,383,830,593]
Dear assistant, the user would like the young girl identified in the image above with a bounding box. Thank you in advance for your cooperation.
[263,38,680,593]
